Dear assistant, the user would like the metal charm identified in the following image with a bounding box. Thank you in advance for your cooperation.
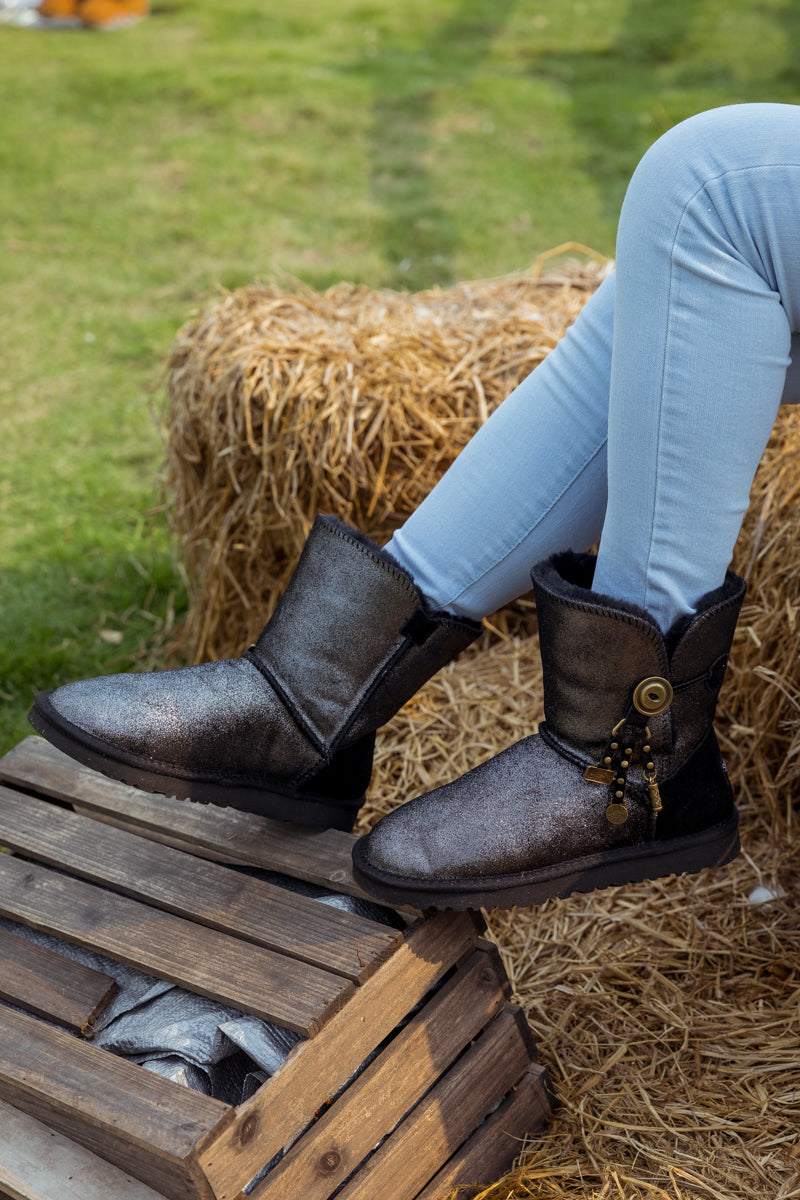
[605,802,629,825]
[584,765,616,785]
[644,770,663,813]
[586,705,666,825]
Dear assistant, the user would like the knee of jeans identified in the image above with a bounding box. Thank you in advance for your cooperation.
[624,107,724,202]
[627,103,799,202]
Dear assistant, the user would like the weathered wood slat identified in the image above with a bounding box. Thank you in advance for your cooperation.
[0,739,364,897]
[0,735,550,1200]
[0,786,400,983]
[252,947,510,1200]
[0,926,117,1035]
[0,1004,228,1200]
[331,1007,534,1200]
[0,855,352,1035]
[414,1063,553,1200]
[194,909,481,1200]
[0,1096,167,1200]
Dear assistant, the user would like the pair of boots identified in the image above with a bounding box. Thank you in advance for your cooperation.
[30,516,745,910]
[37,0,148,26]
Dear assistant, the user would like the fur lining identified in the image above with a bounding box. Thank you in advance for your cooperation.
[664,570,746,648]
[533,551,660,630]
[533,550,746,649]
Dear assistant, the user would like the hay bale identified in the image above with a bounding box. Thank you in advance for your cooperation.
[163,253,608,661]
[164,262,800,1200]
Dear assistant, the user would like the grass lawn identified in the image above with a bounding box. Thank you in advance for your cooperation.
[2,0,800,753]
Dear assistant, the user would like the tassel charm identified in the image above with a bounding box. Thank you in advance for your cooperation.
[585,710,665,825]
[645,771,662,813]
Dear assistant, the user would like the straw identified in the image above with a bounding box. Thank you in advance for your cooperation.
[163,254,609,661]
[163,260,800,1200]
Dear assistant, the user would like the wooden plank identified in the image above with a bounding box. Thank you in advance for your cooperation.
[0,1004,228,1200]
[195,909,481,1200]
[0,854,352,1036]
[0,1097,167,1200]
[0,926,117,1035]
[414,1064,553,1200]
[252,948,511,1200]
[332,1007,535,1200]
[0,739,366,898]
[0,786,401,983]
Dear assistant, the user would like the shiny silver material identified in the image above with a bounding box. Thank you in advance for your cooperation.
[360,731,649,882]
[29,516,481,828]
[352,552,747,909]
[44,657,316,780]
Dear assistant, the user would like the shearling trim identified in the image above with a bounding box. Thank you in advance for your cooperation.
[693,570,746,615]
[534,553,746,646]
[532,551,661,632]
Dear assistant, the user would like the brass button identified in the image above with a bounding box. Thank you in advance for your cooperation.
[632,676,673,716]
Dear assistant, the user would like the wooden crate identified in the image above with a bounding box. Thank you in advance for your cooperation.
[0,737,553,1200]
[0,1096,167,1200]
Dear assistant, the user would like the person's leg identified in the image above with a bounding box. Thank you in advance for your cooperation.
[386,272,614,620]
[390,103,800,636]
[593,102,800,631]
[354,103,800,909]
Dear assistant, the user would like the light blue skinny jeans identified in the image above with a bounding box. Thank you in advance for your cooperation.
[386,103,800,634]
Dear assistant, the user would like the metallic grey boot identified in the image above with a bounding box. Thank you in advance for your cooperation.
[352,552,745,907]
[29,516,481,829]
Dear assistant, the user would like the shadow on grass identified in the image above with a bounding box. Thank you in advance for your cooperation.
[548,0,698,232]
[353,0,700,290]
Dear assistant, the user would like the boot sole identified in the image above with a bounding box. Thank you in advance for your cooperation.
[28,693,362,831]
[351,814,741,910]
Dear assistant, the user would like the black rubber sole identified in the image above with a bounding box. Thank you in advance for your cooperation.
[351,813,741,910]
[28,693,362,832]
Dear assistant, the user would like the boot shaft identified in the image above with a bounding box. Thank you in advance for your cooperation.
[252,515,481,756]
[532,553,746,778]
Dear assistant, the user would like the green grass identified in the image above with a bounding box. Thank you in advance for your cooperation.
[2,0,800,753]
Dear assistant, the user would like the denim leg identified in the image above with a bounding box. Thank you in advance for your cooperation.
[386,274,613,618]
[390,103,800,631]
[593,103,800,630]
